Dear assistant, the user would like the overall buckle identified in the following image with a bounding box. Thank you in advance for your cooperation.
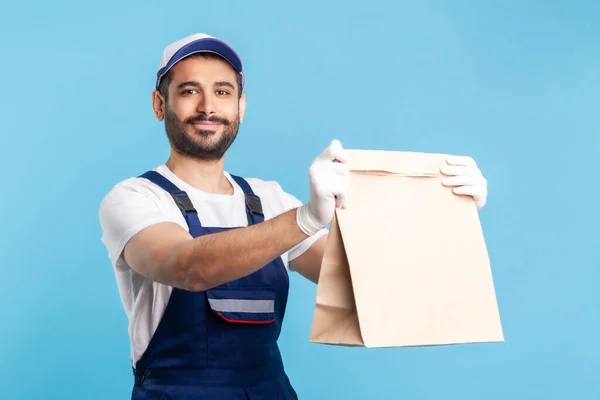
[171,190,196,214]
[245,194,263,216]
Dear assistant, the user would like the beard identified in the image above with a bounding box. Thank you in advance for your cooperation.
[164,105,240,161]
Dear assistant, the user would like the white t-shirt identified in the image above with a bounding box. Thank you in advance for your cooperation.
[98,164,327,366]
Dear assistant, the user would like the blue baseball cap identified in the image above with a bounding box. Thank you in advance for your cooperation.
[155,33,244,90]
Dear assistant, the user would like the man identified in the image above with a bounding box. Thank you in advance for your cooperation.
[99,33,489,399]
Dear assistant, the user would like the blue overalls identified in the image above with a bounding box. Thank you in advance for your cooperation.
[131,170,298,400]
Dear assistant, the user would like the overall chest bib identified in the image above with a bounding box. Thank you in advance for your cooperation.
[130,171,298,400]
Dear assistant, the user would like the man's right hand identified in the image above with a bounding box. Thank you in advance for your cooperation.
[296,139,350,236]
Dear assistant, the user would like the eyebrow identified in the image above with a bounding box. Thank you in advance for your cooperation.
[214,81,235,90]
[175,80,235,90]
[176,81,201,90]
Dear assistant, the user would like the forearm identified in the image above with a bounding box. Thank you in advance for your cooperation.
[177,207,308,291]
[289,234,328,284]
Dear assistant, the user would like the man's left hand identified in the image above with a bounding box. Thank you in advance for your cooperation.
[440,155,488,210]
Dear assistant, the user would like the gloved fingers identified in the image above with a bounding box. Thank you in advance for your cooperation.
[446,155,477,168]
[440,164,480,178]
[329,161,350,176]
[331,140,349,163]
[441,175,478,188]
[319,139,349,163]
[329,178,350,208]
[454,186,487,209]
[335,192,347,208]
[443,155,487,210]
[452,185,486,200]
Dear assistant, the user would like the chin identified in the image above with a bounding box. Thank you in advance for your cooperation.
[189,128,221,139]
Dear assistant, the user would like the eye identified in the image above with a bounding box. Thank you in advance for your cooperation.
[216,90,230,96]
[181,89,198,95]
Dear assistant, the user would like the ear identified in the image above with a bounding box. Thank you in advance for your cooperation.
[238,93,246,123]
[152,90,166,121]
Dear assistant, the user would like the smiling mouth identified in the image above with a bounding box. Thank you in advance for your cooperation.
[190,121,221,128]
[190,122,222,134]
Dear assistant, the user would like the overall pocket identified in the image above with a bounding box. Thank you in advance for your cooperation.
[206,286,276,324]
[205,286,282,369]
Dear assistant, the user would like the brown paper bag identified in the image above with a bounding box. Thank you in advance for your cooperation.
[309,149,503,347]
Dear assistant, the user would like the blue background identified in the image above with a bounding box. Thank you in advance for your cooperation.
[1,0,599,399]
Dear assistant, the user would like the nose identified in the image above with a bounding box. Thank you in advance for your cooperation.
[197,92,217,115]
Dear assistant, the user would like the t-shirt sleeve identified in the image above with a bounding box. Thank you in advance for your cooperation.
[261,181,328,262]
[98,180,173,266]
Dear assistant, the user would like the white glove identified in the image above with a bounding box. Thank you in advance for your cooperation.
[296,140,350,236]
[440,155,488,210]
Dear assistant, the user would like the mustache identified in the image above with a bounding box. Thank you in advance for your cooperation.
[185,114,230,125]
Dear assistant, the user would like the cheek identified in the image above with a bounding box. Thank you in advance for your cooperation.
[222,102,240,119]
[169,98,197,119]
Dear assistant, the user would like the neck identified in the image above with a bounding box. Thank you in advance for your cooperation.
[165,150,233,195]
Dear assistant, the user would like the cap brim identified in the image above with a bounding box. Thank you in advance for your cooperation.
[155,37,243,89]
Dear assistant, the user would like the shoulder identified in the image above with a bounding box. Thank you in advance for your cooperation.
[100,174,164,206]
[98,170,179,266]
[98,166,185,232]
[99,167,183,216]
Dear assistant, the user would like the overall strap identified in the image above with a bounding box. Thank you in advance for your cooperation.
[230,174,265,225]
[139,171,203,230]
